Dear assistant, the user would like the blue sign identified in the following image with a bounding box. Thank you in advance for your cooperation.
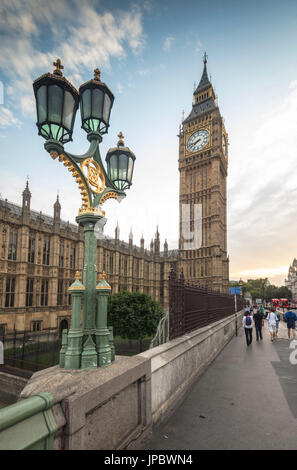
[229,287,242,295]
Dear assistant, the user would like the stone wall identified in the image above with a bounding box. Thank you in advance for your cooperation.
[139,311,243,424]
[0,369,28,405]
[16,311,242,450]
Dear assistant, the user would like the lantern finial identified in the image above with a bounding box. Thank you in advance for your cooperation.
[53,58,64,76]
[94,68,101,81]
[118,132,124,146]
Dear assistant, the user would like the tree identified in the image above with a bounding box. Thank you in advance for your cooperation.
[107,291,163,347]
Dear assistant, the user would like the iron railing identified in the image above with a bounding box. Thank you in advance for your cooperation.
[169,267,243,340]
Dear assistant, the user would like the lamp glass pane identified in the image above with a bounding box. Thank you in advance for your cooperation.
[63,91,75,129]
[109,154,118,181]
[48,85,63,124]
[51,123,63,141]
[37,85,47,123]
[103,93,111,123]
[118,153,128,181]
[127,157,134,183]
[92,88,104,119]
[82,89,91,119]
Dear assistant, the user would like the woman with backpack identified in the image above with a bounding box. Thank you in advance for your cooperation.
[243,312,253,346]
[267,309,277,342]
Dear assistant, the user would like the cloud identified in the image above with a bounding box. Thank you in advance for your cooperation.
[0,107,22,128]
[229,82,297,285]
[0,0,145,124]
[163,36,175,52]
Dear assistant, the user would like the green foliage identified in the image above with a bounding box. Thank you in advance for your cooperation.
[230,278,292,301]
[107,291,163,340]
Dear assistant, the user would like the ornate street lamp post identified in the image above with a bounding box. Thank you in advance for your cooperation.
[33,60,136,369]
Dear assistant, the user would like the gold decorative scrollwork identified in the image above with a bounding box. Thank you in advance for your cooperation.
[80,158,105,194]
[100,191,118,205]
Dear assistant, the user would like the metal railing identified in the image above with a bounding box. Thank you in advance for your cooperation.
[169,267,243,340]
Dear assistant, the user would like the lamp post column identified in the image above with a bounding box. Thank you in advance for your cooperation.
[95,272,112,366]
[76,212,101,368]
[64,272,84,369]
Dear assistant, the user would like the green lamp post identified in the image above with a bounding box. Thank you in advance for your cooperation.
[33,60,136,369]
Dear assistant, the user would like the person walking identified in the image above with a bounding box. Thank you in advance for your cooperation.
[275,310,281,337]
[284,309,297,340]
[253,309,264,341]
[267,309,277,342]
[243,312,253,346]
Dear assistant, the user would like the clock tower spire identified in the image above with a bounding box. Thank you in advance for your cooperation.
[178,54,229,293]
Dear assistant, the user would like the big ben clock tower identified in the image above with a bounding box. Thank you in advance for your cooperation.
[178,53,229,293]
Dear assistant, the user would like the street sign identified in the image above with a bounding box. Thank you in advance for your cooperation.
[256,298,262,304]
[229,287,242,295]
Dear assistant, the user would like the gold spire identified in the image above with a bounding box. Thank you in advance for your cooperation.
[117,132,124,146]
[53,58,64,76]
[94,68,101,81]
[75,271,80,281]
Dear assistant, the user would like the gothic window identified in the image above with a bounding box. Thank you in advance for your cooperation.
[28,235,35,263]
[124,258,127,276]
[109,253,113,274]
[40,279,48,306]
[32,321,42,332]
[8,229,18,260]
[57,280,63,305]
[26,278,34,307]
[43,238,50,265]
[70,245,76,269]
[59,242,64,267]
[5,278,15,307]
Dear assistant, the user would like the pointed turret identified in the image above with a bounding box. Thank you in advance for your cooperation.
[115,221,120,240]
[194,52,212,95]
[154,226,160,255]
[164,239,168,257]
[184,52,216,122]
[140,234,145,253]
[129,227,133,249]
[54,194,61,221]
[22,180,31,213]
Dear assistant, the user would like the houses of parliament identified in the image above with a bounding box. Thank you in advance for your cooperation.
[0,55,229,336]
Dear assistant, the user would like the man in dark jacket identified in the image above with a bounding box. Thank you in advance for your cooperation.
[253,310,264,341]
[284,309,297,339]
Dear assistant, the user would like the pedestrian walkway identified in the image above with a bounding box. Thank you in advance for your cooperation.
[137,320,297,450]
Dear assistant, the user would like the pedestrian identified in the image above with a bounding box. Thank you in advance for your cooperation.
[260,304,265,316]
[253,309,264,341]
[275,310,281,337]
[243,311,253,346]
[284,308,297,340]
[267,309,277,342]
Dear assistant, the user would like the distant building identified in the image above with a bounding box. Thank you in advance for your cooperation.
[0,183,178,336]
[285,259,297,301]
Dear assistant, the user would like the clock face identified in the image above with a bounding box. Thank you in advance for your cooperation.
[187,129,209,153]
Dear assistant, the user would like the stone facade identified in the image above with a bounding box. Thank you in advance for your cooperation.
[0,184,177,335]
[285,258,297,301]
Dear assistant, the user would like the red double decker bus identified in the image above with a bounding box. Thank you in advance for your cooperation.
[272,298,288,309]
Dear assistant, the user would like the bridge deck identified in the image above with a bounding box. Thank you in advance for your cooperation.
[138,319,297,450]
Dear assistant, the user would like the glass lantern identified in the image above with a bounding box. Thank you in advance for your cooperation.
[79,69,114,135]
[33,59,79,144]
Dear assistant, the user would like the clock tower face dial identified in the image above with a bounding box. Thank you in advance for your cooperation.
[187,129,209,153]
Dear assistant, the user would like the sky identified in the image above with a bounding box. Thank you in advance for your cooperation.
[1,0,297,286]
